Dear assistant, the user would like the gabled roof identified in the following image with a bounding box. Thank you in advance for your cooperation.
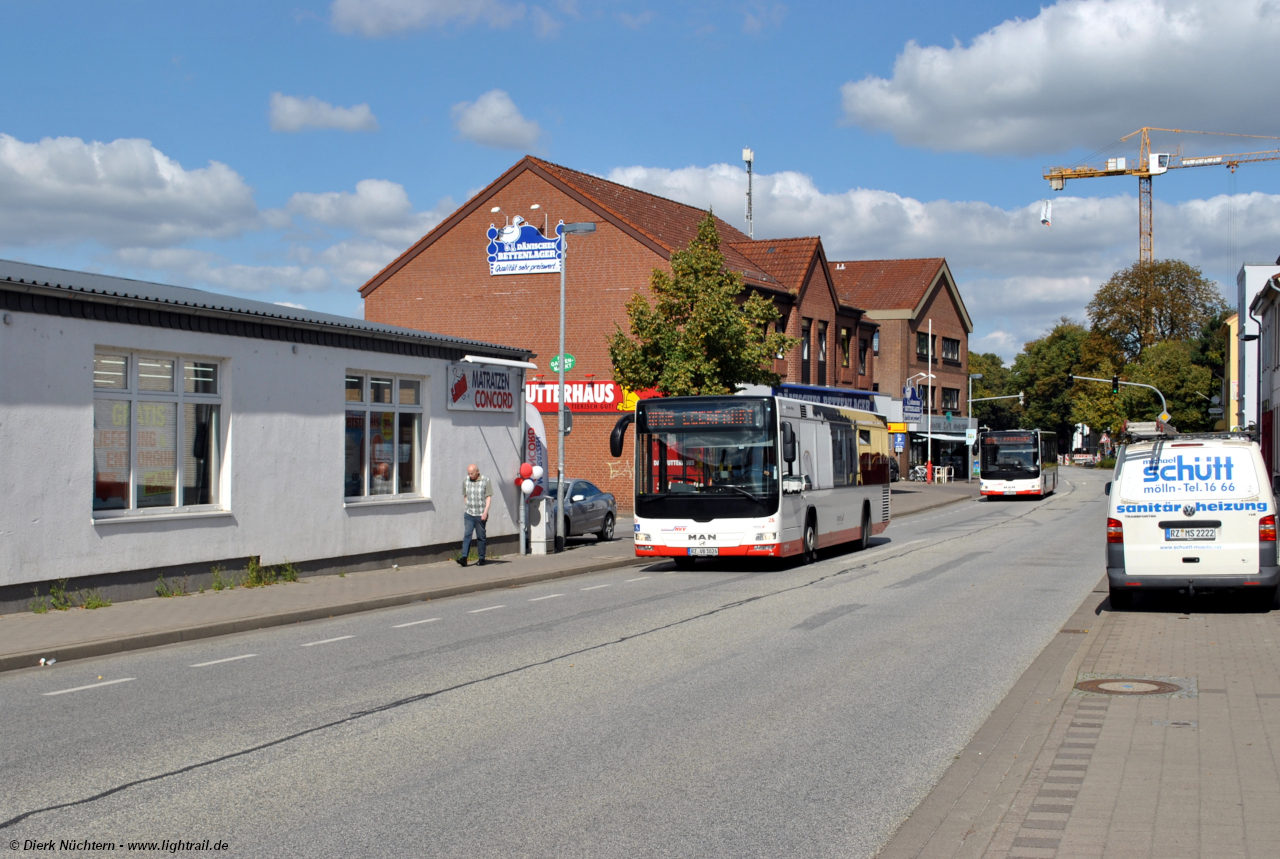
[360,156,781,296]
[732,237,864,315]
[829,257,972,332]
[0,259,529,359]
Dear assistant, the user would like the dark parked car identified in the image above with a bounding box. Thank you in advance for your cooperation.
[545,479,617,540]
[889,458,900,482]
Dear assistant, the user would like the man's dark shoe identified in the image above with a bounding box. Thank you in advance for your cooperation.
[477,559,487,566]
[456,557,467,567]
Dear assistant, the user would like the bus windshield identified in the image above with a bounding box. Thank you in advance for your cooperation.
[635,399,778,519]
[981,433,1040,479]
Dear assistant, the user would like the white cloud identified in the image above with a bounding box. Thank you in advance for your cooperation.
[451,90,541,149]
[274,301,308,309]
[269,93,379,133]
[742,2,785,34]
[0,133,256,247]
[840,0,1280,156]
[608,162,1272,360]
[282,178,453,245]
[115,248,333,294]
[330,0,526,36]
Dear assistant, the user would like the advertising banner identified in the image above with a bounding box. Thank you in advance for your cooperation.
[487,218,564,276]
[525,403,549,500]
[902,386,923,423]
[447,363,517,412]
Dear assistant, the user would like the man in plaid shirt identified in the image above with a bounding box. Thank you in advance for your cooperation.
[458,463,493,566]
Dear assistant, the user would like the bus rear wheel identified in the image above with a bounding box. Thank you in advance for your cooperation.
[803,519,818,565]
[858,505,871,551]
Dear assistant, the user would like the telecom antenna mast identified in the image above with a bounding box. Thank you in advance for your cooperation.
[743,148,754,239]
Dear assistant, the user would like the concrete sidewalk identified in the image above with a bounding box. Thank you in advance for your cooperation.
[878,583,1280,859]
[0,482,976,674]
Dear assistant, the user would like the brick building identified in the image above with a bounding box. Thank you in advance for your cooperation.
[830,258,973,473]
[360,156,878,510]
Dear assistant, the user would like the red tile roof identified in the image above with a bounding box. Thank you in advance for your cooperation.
[828,258,946,312]
[360,156,781,296]
[730,237,822,294]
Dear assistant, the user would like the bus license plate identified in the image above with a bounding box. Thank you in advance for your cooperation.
[689,547,719,556]
[1165,528,1215,541]
[1003,490,1016,495]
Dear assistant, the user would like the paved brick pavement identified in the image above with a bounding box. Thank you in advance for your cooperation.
[879,584,1280,859]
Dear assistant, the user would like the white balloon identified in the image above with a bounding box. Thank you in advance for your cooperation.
[521,478,535,495]
[531,465,544,480]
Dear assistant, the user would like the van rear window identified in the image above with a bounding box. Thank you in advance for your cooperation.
[1119,448,1259,502]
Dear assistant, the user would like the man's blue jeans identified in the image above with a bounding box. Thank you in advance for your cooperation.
[462,513,486,561]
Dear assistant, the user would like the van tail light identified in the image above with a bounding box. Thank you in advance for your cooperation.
[1107,518,1124,544]
[1261,515,1276,542]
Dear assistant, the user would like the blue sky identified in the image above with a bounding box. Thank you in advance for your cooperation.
[3,0,1279,360]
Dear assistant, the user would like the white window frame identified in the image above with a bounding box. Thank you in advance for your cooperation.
[92,349,225,521]
[343,370,427,505]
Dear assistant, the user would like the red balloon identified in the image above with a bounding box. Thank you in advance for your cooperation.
[514,476,524,489]
[520,462,533,479]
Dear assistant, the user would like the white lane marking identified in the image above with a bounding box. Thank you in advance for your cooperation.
[580,584,612,591]
[301,635,354,647]
[44,678,135,696]
[528,594,563,602]
[469,605,505,613]
[625,576,651,582]
[190,654,257,668]
[393,617,441,628]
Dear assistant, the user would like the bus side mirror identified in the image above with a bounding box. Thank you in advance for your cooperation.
[782,421,796,463]
[609,413,635,458]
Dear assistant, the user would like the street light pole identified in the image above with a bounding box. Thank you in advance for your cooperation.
[968,372,983,484]
[555,221,595,552]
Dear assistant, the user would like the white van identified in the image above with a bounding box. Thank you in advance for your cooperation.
[1106,433,1278,608]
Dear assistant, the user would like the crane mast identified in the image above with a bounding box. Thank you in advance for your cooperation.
[1043,127,1280,262]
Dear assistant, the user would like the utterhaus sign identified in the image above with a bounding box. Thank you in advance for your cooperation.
[526,380,625,413]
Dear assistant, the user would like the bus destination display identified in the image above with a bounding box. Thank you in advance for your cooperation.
[642,402,766,431]
[985,434,1033,445]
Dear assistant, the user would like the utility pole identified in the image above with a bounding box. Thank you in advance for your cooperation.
[743,148,754,239]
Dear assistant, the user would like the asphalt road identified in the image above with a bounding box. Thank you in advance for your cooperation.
[1,474,1107,858]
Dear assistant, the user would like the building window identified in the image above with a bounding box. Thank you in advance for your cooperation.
[858,338,869,375]
[840,327,851,368]
[817,321,828,385]
[916,331,937,360]
[942,388,960,411]
[345,372,424,499]
[93,351,222,515]
[776,319,788,359]
[942,337,961,362]
[801,319,812,385]
[872,331,879,355]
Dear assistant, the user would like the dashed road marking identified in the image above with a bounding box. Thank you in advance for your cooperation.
[626,576,650,582]
[469,605,505,613]
[44,678,136,696]
[393,618,440,628]
[580,584,612,591]
[190,654,257,668]
[528,594,563,602]
[301,635,354,647]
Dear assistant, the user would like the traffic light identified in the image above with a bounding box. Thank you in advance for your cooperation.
[1018,391,1025,407]
[1066,374,1074,387]
[1111,375,1120,394]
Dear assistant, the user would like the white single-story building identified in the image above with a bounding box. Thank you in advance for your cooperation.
[0,260,534,612]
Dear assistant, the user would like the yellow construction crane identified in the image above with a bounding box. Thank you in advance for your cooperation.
[1044,127,1280,262]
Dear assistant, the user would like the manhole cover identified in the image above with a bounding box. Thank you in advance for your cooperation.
[1075,678,1181,696]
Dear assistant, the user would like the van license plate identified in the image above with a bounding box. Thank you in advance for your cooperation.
[1165,528,1216,541]
[689,548,719,556]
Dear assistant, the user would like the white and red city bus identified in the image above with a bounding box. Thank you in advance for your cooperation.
[611,392,892,567]
[978,428,1058,497]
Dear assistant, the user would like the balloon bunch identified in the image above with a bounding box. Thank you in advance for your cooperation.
[515,462,545,498]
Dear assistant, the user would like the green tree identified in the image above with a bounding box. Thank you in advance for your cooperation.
[1009,318,1088,440]
[1125,341,1215,432]
[609,213,796,396]
[1086,259,1229,362]
[968,352,1017,430]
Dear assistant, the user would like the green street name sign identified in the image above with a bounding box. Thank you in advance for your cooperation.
[550,353,576,373]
